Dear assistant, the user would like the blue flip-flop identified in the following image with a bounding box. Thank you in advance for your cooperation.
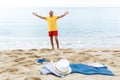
[36,58,47,64]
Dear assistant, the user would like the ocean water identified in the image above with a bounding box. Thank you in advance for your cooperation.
[0,7,120,50]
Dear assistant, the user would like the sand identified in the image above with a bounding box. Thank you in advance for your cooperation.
[0,48,120,80]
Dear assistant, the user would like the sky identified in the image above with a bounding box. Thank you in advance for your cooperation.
[0,0,120,7]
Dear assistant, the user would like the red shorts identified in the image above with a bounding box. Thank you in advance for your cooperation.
[48,31,58,36]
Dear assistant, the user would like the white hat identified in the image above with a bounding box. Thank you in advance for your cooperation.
[42,59,71,77]
[53,59,71,75]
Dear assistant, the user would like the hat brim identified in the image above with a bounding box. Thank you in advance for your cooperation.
[44,63,64,77]
[44,62,71,77]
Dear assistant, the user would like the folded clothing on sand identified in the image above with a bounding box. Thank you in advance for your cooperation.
[40,63,114,77]
[40,59,114,77]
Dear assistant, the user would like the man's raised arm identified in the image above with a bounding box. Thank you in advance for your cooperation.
[32,12,46,19]
[58,11,69,19]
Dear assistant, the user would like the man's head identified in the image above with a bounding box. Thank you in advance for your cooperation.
[49,10,54,17]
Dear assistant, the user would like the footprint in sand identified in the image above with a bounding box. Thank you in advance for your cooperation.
[14,57,26,62]
[101,50,112,52]
[99,58,108,62]
[9,54,19,58]
[0,67,19,74]
[18,60,35,67]
[40,48,53,53]
[12,49,25,53]
[95,54,101,56]
[112,50,120,52]
[113,53,120,57]
[0,68,8,74]
[24,76,41,80]
[84,49,98,52]
[63,49,73,53]
[30,49,38,51]
[26,49,39,54]
[4,78,11,80]
[7,67,19,74]
[24,52,34,56]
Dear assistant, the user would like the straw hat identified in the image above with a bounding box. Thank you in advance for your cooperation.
[53,59,71,75]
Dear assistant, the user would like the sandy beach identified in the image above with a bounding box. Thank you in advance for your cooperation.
[0,48,120,80]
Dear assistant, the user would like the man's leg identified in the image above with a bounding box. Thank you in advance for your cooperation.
[50,36,54,50]
[55,36,59,49]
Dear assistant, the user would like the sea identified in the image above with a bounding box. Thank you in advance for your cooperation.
[0,7,120,50]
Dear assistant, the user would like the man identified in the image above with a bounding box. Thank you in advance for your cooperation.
[33,10,69,50]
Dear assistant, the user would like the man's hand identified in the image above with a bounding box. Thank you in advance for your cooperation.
[32,12,37,16]
[32,12,46,19]
[64,11,69,15]
[58,11,69,19]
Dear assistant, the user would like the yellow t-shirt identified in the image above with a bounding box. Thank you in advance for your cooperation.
[45,16,58,31]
